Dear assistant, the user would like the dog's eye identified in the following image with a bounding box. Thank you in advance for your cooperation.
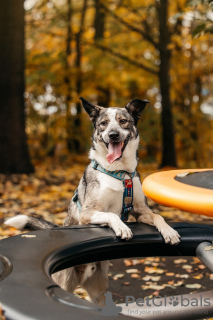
[100,121,107,126]
[120,119,127,124]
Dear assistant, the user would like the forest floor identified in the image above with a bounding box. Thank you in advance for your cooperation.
[1,156,213,319]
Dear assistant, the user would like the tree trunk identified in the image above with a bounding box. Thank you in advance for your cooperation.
[0,0,34,173]
[157,0,176,167]
[94,0,110,107]
[65,0,73,152]
[72,0,87,152]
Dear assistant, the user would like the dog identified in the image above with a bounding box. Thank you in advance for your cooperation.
[5,97,180,305]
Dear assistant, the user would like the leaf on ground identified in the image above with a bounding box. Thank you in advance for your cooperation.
[174,259,187,264]
[0,304,5,320]
[193,274,203,279]
[185,283,202,289]
[141,284,165,291]
[123,282,130,286]
[144,266,165,274]
[175,274,189,279]
[126,269,140,274]
[21,234,36,238]
[113,274,125,280]
[142,275,161,282]
[182,265,193,269]
[198,264,206,269]
[131,274,140,278]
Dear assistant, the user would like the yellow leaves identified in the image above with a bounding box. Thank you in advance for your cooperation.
[131,274,140,279]
[126,268,140,274]
[142,284,165,291]
[22,235,36,238]
[185,283,202,289]
[104,31,111,38]
[113,274,125,280]
[144,266,165,274]
[0,156,88,239]
[0,304,5,320]
[73,286,90,301]
[174,258,187,264]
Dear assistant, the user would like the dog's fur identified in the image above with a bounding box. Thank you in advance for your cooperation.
[5,97,180,305]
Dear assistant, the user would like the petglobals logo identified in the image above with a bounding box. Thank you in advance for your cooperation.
[125,295,211,317]
[125,295,211,308]
[92,292,211,317]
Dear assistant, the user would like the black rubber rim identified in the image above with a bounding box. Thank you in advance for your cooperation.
[1,222,213,320]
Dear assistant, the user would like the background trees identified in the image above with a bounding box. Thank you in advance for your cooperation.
[1,0,213,172]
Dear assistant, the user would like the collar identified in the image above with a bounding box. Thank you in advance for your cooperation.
[91,160,136,180]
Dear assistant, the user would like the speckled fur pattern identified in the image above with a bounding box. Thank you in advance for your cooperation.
[5,98,180,305]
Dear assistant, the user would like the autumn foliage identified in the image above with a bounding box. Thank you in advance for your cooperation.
[24,0,213,168]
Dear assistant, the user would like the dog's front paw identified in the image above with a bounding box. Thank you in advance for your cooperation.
[113,222,133,240]
[160,225,180,245]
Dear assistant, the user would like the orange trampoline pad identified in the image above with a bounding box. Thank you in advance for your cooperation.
[142,169,213,217]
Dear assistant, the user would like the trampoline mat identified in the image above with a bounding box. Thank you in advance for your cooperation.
[175,170,213,190]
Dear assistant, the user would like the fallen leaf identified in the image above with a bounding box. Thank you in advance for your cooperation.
[173,281,184,287]
[113,273,125,280]
[142,284,165,290]
[21,235,36,238]
[175,274,189,279]
[131,274,140,278]
[182,265,193,269]
[142,275,161,282]
[185,283,202,289]
[144,266,165,274]
[0,303,5,320]
[174,259,187,264]
[123,259,132,267]
[126,269,140,274]
[193,274,203,279]
[198,264,206,269]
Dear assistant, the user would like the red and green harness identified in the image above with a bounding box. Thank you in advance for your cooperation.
[72,160,136,222]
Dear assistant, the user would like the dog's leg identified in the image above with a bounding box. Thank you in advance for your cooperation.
[133,178,180,245]
[81,261,110,306]
[80,210,133,240]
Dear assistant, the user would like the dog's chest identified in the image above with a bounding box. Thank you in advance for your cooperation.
[98,173,134,213]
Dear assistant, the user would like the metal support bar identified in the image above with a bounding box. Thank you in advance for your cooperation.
[196,241,213,272]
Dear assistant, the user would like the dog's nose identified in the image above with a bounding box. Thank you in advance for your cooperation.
[109,131,119,140]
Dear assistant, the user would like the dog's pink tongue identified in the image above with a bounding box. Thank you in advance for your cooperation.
[107,142,122,164]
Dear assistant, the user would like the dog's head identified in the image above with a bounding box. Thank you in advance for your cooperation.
[80,97,149,164]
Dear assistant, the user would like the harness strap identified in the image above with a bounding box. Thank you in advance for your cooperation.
[72,160,136,222]
[91,160,136,180]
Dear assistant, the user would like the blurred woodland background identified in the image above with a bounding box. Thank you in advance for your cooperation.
[1,0,213,174]
[1,0,213,307]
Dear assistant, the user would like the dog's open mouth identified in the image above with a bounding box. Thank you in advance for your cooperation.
[106,138,129,164]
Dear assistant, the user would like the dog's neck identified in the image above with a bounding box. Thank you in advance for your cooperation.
[89,137,139,173]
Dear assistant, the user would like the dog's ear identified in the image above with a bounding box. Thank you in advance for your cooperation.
[79,97,103,125]
[125,99,149,124]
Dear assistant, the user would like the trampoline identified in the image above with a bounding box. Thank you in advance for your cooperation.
[1,169,213,320]
[142,169,213,217]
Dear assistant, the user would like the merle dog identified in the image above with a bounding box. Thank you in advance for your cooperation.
[5,97,180,304]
